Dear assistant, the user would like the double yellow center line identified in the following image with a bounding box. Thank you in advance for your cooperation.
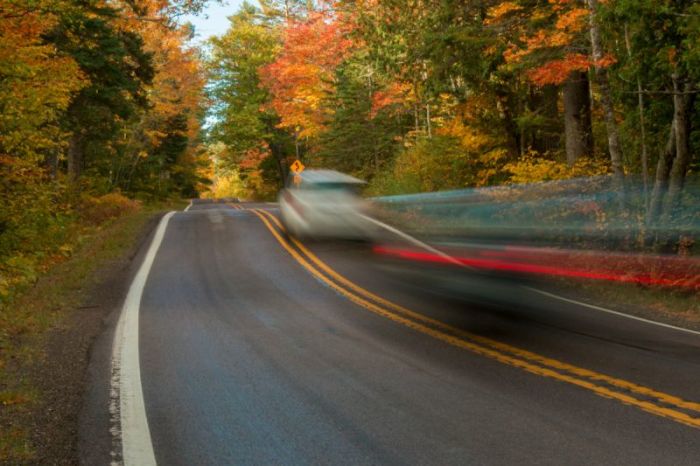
[245,206,700,429]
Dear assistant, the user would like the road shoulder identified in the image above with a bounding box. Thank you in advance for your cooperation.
[0,208,166,465]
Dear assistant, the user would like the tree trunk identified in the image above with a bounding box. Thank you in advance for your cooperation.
[67,134,82,181]
[414,104,420,133]
[661,77,694,221]
[495,90,520,157]
[425,103,432,138]
[624,24,649,199]
[541,84,561,153]
[563,71,593,165]
[44,151,59,179]
[588,0,625,186]
[646,121,675,225]
[270,141,287,187]
[636,80,649,197]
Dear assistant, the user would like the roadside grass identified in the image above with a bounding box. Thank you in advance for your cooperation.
[551,278,700,329]
[0,200,185,463]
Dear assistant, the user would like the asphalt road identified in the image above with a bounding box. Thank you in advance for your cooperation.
[81,201,700,465]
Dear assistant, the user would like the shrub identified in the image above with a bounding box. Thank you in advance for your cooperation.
[504,154,610,184]
[0,159,141,304]
[79,193,141,225]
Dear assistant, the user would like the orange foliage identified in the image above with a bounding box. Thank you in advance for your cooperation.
[259,10,354,139]
[370,81,413,118]
[492,0,619,86]
[485,2,523,25]
[239,144,271,170]
[527,53,590,85]
[555,7,588,32]
[115,0,205,144]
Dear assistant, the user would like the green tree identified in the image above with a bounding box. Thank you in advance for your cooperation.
[316,53,409,179]
[208,2,291,191]
[47,0,154,181]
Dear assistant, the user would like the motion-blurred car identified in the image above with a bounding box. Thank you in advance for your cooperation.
[279,169,371,239]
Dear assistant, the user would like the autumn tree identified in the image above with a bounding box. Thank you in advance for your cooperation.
[208,2,291,191]
[316,52,410,178]
[606,0,699,224]
[0,0,85,166]
[487,0,595,165]
[260,0,317,20]
[209,0,699,254]
[109,0,208,197]
[45,1,155,180]
[259,8,353,144]
[0,0,210,335]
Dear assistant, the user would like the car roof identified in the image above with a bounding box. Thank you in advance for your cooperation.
[296,169,366,185]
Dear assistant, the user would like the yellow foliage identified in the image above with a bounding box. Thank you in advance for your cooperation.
[505,154,610,184]
[436,100,499,152]
[204,171,247,199]
[0,2,86,161]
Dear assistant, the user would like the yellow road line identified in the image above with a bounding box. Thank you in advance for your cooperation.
[249,209,700,428]
[253,209,700,415]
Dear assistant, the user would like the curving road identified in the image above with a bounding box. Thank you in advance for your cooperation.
[81,201,700,465]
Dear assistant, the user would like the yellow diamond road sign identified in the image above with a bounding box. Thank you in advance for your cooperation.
[290,159,305,174]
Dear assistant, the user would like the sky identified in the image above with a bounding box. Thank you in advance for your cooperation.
[182,0,249,45]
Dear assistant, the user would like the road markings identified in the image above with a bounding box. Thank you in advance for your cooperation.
[250,208,700,429]
[359,214,700,336]
[111,212,174,465]
[184,201,192,212]
[526,286,700,337]
[254,211,700,411]
[359,214,465,267]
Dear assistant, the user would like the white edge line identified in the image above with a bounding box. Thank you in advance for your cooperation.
[360,214,465,267]
[525,286,700,337]
[111,211,174,466]
[365,214,700,337]
[184,200,192,212]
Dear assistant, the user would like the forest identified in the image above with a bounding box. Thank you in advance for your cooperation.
[2,0,699,298]
[1,0,209,299]
[208,0,699,223]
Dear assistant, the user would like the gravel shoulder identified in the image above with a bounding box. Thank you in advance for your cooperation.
[0,209,167,465]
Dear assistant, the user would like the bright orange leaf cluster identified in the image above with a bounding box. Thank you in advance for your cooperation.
[490,0,618,86]
[239,144,271,170]
[527,53,590,85]
[370,81,413,118]
[259,10,354,139]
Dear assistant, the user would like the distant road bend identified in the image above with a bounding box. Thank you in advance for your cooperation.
[82,200,700,465]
